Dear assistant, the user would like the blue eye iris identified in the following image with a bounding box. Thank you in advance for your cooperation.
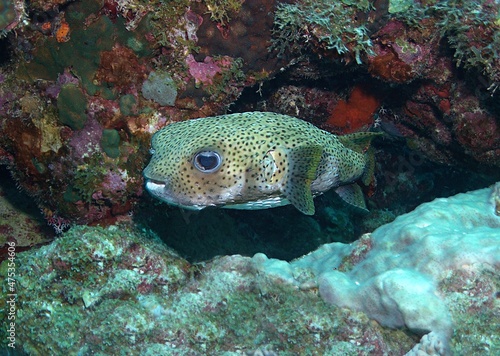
[193,151,222,173]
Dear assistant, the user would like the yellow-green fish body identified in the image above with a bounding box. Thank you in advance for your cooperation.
[143,112,376,215]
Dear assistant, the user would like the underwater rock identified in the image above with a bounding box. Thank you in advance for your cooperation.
[0,224,413,355]
[0,167,52,255]
[56,84,88,130]
[1,185,498,354]
[397,79,500,167]
[255,184,500,355]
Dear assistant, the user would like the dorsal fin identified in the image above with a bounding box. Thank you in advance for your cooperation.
[337,132,382,154]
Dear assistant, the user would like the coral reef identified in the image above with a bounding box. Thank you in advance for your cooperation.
[255,185,500,355]
[0,224,413,355]
[491,181,500,216]
[0,0,497,312]
[141,71,177,106]
[0,0,498,233]
[368,18,441,83]
[394,77,500,167]
[0,1,498,353]
[430,0,500,91]
[2,186,498,354]
[0,0,26,37]
[57,83,88,130]
[270,0,387,64]
[0,0,272,229]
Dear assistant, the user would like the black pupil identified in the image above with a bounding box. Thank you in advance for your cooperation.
[197,153,218,170]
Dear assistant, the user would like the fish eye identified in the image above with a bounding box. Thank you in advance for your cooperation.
[193,150,222,173]
[149,148,156,155]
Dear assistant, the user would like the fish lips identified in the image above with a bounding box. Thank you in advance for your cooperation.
[144,179,204,211]
[144,179,176,204]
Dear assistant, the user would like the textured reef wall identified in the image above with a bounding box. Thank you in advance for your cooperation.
[0,0,283,230]
[1,184,498,354]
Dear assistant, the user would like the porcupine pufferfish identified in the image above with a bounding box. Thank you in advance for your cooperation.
[143,112,378,215]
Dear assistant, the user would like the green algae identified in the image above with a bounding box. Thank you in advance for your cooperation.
[270,0,374,64]
[119,94,137,116]
[71,154,108,202]
[141,71,178,106]
[204,0,244,24]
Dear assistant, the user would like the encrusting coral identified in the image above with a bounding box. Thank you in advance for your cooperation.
[255,183,500,355]
[1,184,498,354]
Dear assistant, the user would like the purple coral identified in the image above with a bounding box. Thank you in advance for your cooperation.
[102,170,128,193]
[185,55,222,86]
[46,70,80,99]
[68,118,103,160]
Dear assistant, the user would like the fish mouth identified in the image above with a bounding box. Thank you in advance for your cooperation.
[144,179,169,197]
[144,179,170,201]
[144,179,205,211]
[145,178,166,186]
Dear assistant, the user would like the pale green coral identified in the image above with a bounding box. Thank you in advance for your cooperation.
[270,0,374,64]
[141,71,177,106]
[388,0,413,14]
[204,0,244,24]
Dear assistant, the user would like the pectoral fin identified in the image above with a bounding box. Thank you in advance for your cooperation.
[277,145,323,215]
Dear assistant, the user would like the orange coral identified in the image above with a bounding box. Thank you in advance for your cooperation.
[55,20,70,43]
[325,84,382,134]
[41,22,52,33]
